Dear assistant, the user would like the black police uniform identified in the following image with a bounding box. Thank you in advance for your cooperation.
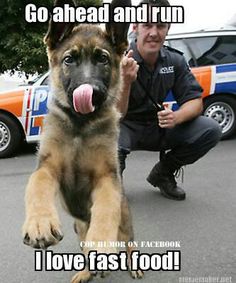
[118,41,222,174]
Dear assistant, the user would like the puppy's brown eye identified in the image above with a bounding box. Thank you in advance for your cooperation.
[93,48,110,65]
[63,55,74,65]
[99,53,109,64]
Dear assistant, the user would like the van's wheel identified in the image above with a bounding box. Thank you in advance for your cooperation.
[0,113,22,158]
[203,95,236,139]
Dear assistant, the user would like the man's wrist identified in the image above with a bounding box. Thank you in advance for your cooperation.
[121,80,132,94]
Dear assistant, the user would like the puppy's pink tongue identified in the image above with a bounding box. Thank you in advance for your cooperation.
[73,84,95,114]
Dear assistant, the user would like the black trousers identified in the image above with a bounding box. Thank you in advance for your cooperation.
[118,116,222,174]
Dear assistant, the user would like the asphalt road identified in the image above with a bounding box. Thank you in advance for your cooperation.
[0,138,235,283]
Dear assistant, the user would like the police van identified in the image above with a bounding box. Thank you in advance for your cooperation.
[0,28,236,158]
[165,27,236,139]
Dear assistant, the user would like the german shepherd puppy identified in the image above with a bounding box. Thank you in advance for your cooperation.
[22,0,143,282]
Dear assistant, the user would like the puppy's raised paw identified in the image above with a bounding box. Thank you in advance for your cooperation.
[22,215,63,249]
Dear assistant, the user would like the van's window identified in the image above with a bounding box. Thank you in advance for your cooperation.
[169,35,236,67]
[186,36,236,66]
[41,76,49,86]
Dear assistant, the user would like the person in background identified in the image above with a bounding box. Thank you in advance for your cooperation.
[117,0,222,200]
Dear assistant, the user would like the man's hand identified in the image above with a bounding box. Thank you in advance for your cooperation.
[117,50,139,117]
[121,50,139,85]
[158,98,203,128]
[158,107,177,128]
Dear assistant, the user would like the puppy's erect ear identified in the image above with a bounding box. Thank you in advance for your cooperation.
[44,0,76,50]
[105,0,131,55]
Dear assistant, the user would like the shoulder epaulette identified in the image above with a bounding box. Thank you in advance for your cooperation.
[163,45,184,55]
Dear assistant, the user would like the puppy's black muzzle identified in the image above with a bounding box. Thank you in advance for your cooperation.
[91,82,108,110]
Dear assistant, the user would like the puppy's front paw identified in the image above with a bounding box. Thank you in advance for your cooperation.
[91,270,110,279]
[22,214,63,249]
[130,269,144,279]
[87,248,115,279]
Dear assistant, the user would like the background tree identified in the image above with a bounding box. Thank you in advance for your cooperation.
[0,0,102,76]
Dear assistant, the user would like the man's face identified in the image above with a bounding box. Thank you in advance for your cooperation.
[133,22,169,58]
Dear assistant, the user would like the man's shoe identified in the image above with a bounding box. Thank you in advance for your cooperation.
[147,162,186,200]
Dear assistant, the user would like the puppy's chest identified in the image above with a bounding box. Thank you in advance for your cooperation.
[58,140,111,221]
[59,154,93,221]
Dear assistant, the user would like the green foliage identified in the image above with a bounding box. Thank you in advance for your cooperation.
[75,0,102,6]
[0,0,102,75]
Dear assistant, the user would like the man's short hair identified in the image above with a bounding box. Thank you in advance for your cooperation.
[139,0,171,7]
[137,0,171,27]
